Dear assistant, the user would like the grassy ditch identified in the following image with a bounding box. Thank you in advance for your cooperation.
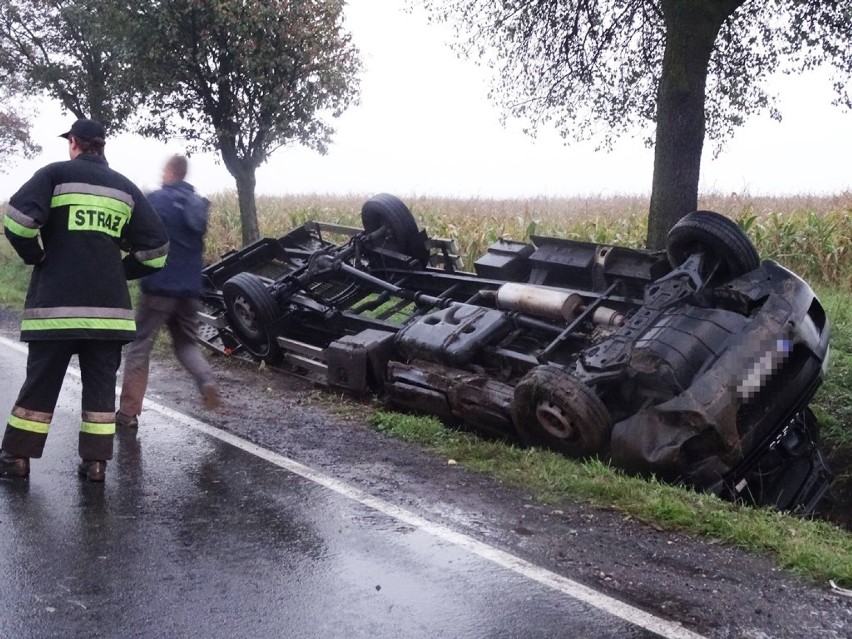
[813,288,852,450]
[2,192,851,586]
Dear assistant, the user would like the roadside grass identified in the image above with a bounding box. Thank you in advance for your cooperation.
[810,288,852,517]
[0,241,172,357]
[370,410,852,587]
[812,288,852,450]
[2,192,851,585]
[0,241,29,306]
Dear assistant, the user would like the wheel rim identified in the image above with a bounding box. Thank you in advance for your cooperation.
[536,400,576,441]
[511,365,612,457]
[232,295,263,340]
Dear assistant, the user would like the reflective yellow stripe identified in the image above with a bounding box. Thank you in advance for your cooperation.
[3,215,39,238]
[81,421,115,436]
[8,414,50,434]
[21,318,136,332]
[142,254,167,268]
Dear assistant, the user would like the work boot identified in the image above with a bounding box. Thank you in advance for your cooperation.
[115,410,138,429]
[0,449,29,478]
[78,459,107,482]
[201,382,221,411]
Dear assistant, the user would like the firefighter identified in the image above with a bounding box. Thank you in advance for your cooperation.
[0,118,169,482]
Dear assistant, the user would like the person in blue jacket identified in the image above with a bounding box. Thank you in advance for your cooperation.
[0,118,169,482]
[116,155,220,431]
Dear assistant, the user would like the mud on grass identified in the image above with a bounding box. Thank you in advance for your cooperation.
[816,448,852,531]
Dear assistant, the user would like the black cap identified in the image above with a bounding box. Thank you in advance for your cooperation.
[59,118,106,141]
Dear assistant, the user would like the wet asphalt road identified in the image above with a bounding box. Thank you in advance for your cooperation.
[0,340,695,639]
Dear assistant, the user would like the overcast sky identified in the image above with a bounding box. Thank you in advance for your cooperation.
[2,0,850,201]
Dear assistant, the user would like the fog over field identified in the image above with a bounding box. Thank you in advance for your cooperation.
[2,0,851,201]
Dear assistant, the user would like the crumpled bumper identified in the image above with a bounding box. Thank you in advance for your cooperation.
[609,260,832,512]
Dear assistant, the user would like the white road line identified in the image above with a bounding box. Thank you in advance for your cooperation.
[0,335,705,639]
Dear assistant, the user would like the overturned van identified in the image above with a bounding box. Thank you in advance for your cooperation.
[197,194,833,514]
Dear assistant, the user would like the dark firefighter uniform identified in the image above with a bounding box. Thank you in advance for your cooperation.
[2,151,169,464]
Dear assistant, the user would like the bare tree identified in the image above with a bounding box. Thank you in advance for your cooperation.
[419,0,852,248]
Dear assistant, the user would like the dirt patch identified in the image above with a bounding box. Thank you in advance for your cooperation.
[816,447,852,530]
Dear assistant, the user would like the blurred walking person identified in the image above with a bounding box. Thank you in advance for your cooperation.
[116,154,220,430]
[0,118,169,482]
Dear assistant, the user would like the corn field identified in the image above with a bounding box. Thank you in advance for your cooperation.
[206,191,852,288]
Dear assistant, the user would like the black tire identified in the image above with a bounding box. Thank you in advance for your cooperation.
[361,193,429,268]
[222,272,282,364]
[666,210,760,280]
[510,365,612,458]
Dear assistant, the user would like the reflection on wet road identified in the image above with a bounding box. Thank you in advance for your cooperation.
[0,339,696,638]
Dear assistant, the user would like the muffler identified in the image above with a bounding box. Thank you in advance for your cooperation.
[494,283,625,326]
[495,283,584,321]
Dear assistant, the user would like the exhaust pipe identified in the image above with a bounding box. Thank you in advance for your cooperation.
[495,283,584,321]
[494,283,626,326]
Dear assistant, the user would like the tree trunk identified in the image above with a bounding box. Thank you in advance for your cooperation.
[647,0,743,249]
[219,143,260,246]
[234,169,260,246]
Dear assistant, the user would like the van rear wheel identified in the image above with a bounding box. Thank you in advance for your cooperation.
[511,365,612,458]
[361,193,429,268]
[666,210,760,282]
[222,272,282,364]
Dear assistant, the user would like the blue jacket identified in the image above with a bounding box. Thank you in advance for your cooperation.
[141,180,209,298]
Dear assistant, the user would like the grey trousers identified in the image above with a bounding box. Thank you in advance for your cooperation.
[119,293,214,417]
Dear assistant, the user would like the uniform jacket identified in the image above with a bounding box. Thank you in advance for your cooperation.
[3,153,169,342]
[141,180,209,298]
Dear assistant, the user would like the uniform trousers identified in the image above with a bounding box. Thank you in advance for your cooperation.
[2,340,122,460]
